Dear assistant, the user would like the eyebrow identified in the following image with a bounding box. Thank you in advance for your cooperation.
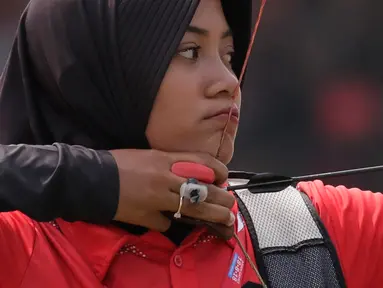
[186,25,232,39]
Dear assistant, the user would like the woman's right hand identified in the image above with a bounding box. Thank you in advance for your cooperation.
[109,149,235,232]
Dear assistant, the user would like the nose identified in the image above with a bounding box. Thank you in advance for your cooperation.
[204,59,240,99]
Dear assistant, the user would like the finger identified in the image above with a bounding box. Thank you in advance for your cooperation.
[156,188,184,211]
[169,152,228,184]
[166,174,235,209]
[138,212,172,232]
[205,222,235,240]
[180,201,235,227]
[166,173,187,192]
[205,184,235,209]
[159,191,233,226]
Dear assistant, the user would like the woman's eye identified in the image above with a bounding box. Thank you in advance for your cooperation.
[178,47,200,61]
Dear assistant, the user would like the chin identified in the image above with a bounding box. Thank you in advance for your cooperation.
[215,141,234,165]
[201,132,235,165]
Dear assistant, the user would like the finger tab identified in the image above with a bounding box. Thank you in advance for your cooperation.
[171,162,215,184]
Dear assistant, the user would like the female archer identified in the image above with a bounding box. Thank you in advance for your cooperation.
[0,0,382,287]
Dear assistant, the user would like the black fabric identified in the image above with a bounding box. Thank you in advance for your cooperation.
[161,221,195,245]
[0,143,119,224]
[0,0,251,148]
[263,245,342,288]
[221,0,252,85]
[300,192,347,287]
[113,219,194,245]
[242,282,263,288]
[234,179,346,288]
[0,0,200,148]
[0,0,252,240]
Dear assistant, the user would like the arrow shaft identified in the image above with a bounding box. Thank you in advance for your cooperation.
[226,178,292,191]
[293,165,383,181]
[227,165,383,191]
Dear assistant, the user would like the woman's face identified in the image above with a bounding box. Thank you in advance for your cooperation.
[146,0,241,165]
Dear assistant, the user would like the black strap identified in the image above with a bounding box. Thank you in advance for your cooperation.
[234,192,270,286]
[300,192,347,288]
[242,282,263,287]
[234,182,347,288]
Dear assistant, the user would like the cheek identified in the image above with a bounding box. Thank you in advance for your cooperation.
[146,67,202,150]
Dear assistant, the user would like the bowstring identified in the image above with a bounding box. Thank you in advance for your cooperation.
[216,1,268,286]
[215,0,267,159]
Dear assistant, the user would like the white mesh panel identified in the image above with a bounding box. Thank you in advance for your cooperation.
[229,179,322,250]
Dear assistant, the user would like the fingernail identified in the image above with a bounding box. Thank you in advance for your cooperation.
[227,212,235,226]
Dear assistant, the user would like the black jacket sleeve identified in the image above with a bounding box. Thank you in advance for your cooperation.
[0,143,120,223]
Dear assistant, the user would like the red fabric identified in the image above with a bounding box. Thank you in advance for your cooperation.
[1,181,383,287]
[298,180,383,287]
[0,199,260,288]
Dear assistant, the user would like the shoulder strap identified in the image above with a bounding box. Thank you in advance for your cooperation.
[229,177,346,288]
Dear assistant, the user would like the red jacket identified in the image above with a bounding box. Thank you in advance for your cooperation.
[0,180,382,287]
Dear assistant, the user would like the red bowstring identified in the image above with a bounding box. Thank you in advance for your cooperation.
[216,0,267,159]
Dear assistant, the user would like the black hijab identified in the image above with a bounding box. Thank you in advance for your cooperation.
[0,0,252,150]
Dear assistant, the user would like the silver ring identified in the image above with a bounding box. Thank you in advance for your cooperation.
[173,178,208,219]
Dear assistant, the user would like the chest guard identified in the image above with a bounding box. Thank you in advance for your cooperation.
[229,172,346,288]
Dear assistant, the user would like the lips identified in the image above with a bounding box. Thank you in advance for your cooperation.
[205,104,240,120]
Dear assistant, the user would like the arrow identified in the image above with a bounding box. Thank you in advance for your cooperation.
[226,165,383,192]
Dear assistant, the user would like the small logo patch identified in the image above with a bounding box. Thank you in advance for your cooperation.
[228,253,245,284]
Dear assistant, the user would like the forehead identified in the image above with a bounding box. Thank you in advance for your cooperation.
[190,0,230,29]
